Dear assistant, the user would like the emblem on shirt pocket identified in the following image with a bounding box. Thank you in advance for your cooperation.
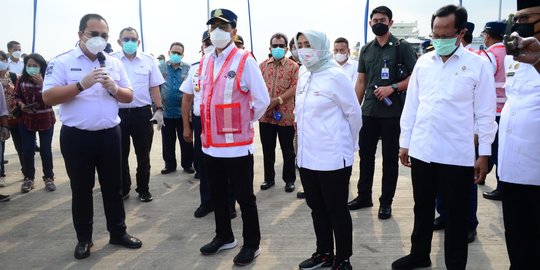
[227,70,236,79]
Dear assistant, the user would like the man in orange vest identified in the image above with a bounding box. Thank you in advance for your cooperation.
[197,8,270,266]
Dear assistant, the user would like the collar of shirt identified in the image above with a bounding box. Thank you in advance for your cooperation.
[213,42,236,59]
[119,50,142,61]
[487,42,504,50]
[7,57,21,64]
[374,34,398,48]
[268,57,287,66]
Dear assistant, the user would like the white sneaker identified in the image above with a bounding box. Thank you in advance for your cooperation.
[0,177,6,187]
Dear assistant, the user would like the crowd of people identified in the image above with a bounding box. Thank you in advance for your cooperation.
[0,0,539,269]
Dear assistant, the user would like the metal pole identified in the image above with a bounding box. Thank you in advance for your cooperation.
[364,0,369,44]
[498,0,502,20]
[32,0,37,53]
[207,0,210,20]
[139,0,145,51]
[247,0,254,54]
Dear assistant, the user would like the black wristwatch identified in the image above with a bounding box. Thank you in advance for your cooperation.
[391,83,399,92]
[76,81,85,92]
[156,107,163,111]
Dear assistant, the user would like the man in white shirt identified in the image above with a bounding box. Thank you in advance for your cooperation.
[112,27,165,203]
[498,1,540,268]
[197,9,270,266]
[6,41,24,75]
[333,37,358,85]
[393,5,497,270]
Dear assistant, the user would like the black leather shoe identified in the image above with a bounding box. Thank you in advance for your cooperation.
[160,168,176,174]
[183,167,195,174]
[482,189,502,201]
[194,172,200,179]
[467,230,477,244]
[285,182,295,193]
[74,241,93,259]
[433,216,445,231]
[391,254,431,270]
[260,181,275,190]
[194,205,213,218]
[378,205,392,219]
[109,233,142,249]
[138,191,153,202]
[296,191,306,199]
[348,197,373,210]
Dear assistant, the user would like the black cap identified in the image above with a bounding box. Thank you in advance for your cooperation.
[370,6,393,20]
[234,35,244,44]
[206,8,238,28]
[202,30,209,42]
[517,0,539,10]
[466,22,475,34]
[483,21,507,36]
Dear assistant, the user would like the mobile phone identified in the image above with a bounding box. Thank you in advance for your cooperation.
[503,34,520,57]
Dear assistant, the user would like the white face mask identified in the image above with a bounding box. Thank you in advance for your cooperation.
[203,45,215,55]
[0,61,8,71]
[334,53,348,63]
[11,51,22,59]
[210,28,231,49]
[298,48,321,67]
[83,35,107,55]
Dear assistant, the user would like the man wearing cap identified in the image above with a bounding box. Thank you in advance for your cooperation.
[234,35,245,49]
[462,22,476,51]
[479,21,508,201]
[112,27,165,203]
[197,8,270,266]
[259,33,299,193]
[498,1,540,268]
[349,5,417,220]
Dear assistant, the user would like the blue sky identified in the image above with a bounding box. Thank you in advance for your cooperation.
[0,0,517,63]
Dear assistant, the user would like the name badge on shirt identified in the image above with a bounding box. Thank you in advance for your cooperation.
[381,60,390,80]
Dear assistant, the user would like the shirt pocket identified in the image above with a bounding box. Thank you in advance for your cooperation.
[134,66,150,83]
[107,67,121,82]
[67,71,83,84]
[448,72,476,102]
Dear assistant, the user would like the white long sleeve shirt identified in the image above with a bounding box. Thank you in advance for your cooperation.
[498,56,540,186]
[295,66,362,171]
[400,46,497,167]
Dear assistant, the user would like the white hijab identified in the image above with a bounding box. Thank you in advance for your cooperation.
[294,29,340,72]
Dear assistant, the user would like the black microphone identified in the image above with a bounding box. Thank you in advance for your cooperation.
[97,52,106,68]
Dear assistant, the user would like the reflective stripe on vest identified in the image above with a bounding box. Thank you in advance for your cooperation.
[487,44,507,114]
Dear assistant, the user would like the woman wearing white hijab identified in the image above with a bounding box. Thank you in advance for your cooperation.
[295,30,362,270]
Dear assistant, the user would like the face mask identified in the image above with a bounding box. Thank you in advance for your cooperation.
[11,51,23,59]
[334,53,348,63]
[291,49,298,58]
[511,19,540,38]
[372,23,389,36]
[271,48,285,60]
[0,61,8,71]
[159,59,165,65]
[298,48,321,67]
[26,66,40,76]
[203,45,215,55]
[170,54,183,64]
[210,28,231,49]
[83,35,107,55]
[122,41,138,54]
[432,38,458,56]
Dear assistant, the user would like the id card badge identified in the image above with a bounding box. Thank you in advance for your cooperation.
[381,67,390,80]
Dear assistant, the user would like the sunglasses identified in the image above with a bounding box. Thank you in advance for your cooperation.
[121,37,138,42]
[85,31,109,40]
[271,44,286,48]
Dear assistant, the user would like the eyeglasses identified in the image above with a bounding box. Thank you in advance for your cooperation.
[429,30,460,39]
[121,37,138,42]
[170,51,183,56]
[85,31,109,40]
[513,13,540,23]
[271,44,286,48]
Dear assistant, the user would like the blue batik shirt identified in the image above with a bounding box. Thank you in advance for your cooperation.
[159,61,190,118]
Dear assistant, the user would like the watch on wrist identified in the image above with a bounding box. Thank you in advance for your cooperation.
[156,106,163,111]
[76,81,85,92]
[392,83,399,92]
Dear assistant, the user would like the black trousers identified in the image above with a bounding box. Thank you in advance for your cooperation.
[501,181,540,270]
[2,124,24,175]
[410,158,472,270]
[192,116,209,207]
[357,116,400,205]
[119,106,154,194]
[161,117,194,170]
[259,122,296,184]
[60,125,127,242]
[204,153,260,249]
[300,166,353,262]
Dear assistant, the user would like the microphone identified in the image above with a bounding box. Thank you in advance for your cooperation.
[97,52,106,68]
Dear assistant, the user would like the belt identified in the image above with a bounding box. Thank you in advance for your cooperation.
[119,105,151,113]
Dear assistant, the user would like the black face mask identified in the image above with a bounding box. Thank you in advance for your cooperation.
[372,23,389,36]
[511,18,540,37]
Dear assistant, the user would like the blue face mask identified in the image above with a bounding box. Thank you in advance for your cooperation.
[170,53,183,64]
[159,59,165,65]
[271,48,285,60]
[432,38,458,56]
[122,41,138,54]
[26,66,40,76]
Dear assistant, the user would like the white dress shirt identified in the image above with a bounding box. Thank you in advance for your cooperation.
[112,51,165,108]
[498,56,540,186]
[43,46,132,131]
[8,58,24,75]
[400,46,497,167]
[201,43,270,158]
[295,66,362,171]
[340,58,359,86]
[180,62,202,116]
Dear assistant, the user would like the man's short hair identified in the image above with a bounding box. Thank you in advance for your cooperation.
[0,50,7,61]
[334,37,349,48]
[431,4,467,31]
[7,41,20,51]
[370,6,393,20]
[484,30,504,41]
[79,13,109,32]
[269,33,288,46]
[169,42,184,51]
[463,33,473,44]
[119,27,139,39]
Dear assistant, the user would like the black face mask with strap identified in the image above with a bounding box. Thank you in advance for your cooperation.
[511,18,540,37]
